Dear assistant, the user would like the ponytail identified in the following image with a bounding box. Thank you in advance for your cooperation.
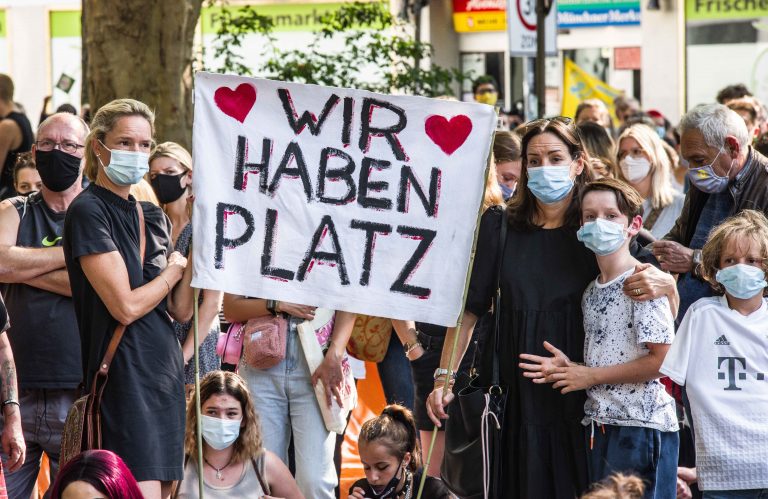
[359,404,421,473]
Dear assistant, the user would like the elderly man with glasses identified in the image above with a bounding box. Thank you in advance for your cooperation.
[0,112,89,497]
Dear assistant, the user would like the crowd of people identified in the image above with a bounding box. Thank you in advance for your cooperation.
[0,68,766,499]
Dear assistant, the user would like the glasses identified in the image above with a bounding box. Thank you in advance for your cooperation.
[36,140,85,154]
[526,116,573,127]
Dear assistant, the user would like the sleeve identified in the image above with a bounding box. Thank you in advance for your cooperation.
[464,207,503,318]
[633,295,675,345]
[659,306,696,385]
[66,198,118,259]
[662,191,691,243]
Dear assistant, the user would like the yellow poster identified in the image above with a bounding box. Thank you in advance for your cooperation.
[561,58,623,119]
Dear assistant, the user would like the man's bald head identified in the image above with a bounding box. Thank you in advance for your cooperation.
[38,112,89,143]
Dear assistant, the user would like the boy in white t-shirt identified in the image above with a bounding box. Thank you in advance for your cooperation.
[660,209,768,497]
[520,178,678,498]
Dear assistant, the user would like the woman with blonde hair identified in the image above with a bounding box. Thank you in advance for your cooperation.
[149,141,222,390]
[616,124,685,240]
[177,371,303,498]
[148,142,193,245]
[63,98,189,499]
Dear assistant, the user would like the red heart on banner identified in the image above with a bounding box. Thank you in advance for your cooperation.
[424,115,473,155]
[214,83,256,123]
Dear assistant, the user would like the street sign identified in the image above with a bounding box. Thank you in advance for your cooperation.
[507,0,557,57]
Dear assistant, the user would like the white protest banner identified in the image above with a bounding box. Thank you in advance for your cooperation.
[191,72,496,327]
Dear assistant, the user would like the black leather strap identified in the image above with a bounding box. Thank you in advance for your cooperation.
[490,208,508,388]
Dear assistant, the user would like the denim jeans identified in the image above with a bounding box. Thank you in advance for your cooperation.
[703,491,768,499]
[587,423,679,499]
[376,336,414,410]
[0,388,76,499]
[240,321,336,499]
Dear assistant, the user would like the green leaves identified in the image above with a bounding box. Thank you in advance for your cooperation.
[205,1,471,97]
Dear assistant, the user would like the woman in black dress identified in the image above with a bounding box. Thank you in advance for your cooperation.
[63,99,188,499]
[426,118,678,498]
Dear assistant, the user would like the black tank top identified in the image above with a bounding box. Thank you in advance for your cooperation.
[0,192,81,389]
[0,111,34,197]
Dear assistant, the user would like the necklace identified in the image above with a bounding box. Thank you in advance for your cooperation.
[203,455,234,480]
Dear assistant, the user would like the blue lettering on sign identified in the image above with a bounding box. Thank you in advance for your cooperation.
[557,7,641,28]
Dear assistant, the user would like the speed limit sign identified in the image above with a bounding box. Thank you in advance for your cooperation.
[507,0,557,56]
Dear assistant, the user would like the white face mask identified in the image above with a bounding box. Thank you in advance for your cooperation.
[200,415,241,450]
[620,155,651,182]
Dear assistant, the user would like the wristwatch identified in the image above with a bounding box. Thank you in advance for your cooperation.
[266,299,278,316]
[692,249,703,278]
[433,368,456,381]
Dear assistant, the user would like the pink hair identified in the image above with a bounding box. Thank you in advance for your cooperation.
[50,450,143,499]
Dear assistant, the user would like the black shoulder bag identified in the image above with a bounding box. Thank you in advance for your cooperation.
[441,208,508,499]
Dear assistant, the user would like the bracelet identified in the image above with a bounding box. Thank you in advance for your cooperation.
[403,340,422,357]
[1,399,19,409]
[160,274,171,293]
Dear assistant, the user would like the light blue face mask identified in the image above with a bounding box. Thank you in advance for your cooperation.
[499,182,515,200]
[715,264,767,299]
[655,126,666,139]
[576,218,628,256]
[98,140,150,186]
[686,147,731,194]
[526,164,574,204]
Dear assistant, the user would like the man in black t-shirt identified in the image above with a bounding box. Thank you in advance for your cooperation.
[0,112,87,496]
[0,74,34,200]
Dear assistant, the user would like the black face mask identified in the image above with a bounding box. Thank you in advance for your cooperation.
[35,149,81,192]
[150,172,187,204]
[365,461,404,498]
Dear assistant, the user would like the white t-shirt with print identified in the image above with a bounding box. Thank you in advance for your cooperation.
[660,296,768,491]
[581,268,678,432]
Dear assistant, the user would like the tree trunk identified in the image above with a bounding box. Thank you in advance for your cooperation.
[83,0,203,149]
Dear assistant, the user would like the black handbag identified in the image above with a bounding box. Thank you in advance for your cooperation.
[441,208,508,499]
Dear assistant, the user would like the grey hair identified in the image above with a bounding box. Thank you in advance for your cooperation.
[679,103,750,150]
[38,112,90,139]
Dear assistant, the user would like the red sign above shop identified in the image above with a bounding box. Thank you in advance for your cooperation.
[614,47,641,70]
[453,0,507,32]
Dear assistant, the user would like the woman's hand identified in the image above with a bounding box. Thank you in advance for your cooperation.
[519,341,571,383]
[349,487,368,499]
[276,302,316,321]
[165,251,187,281]
[623,263,676,300]
[426,384,455,427]
[311,347,344,408]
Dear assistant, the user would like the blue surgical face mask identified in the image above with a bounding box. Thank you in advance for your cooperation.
[716,264,767,299]
[687,147,732,194]
[98,140,150,186]
[656,126,666,138]
[200,415,241,450]
[577,218,628,256]
[499,182,515,200]
[526,164,574,204]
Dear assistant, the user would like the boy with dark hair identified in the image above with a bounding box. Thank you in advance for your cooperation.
[521,178,679,498]
[0,74,33,199]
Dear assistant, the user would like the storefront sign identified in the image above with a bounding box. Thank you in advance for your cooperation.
[453,0,507,32]
[558,0,641,27]
[614,46,641,69]
[686,0,768,20]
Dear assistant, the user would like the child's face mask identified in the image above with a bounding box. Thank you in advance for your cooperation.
[716,264,767,299]
[577,218,628,256]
